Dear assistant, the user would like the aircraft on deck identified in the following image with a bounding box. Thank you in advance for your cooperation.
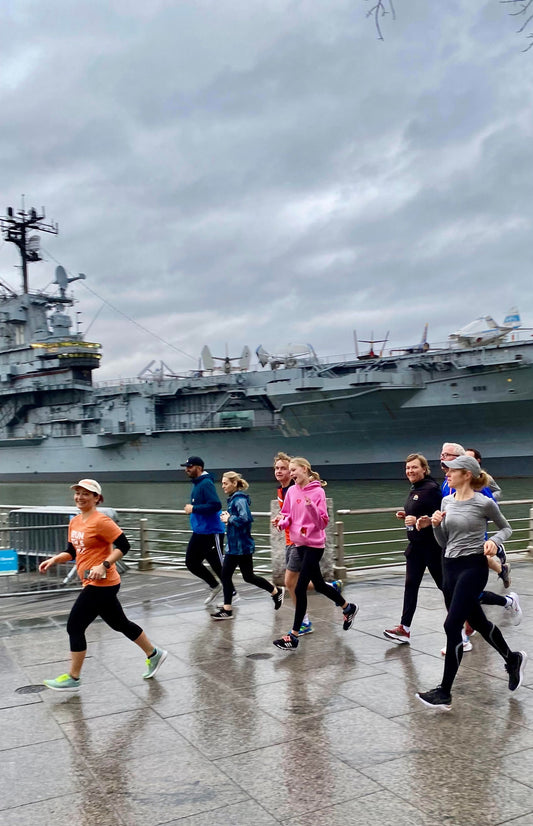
[256,343,318,370]
[449,308,522,348]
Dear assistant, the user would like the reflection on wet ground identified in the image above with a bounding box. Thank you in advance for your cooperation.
[1,563,533,825]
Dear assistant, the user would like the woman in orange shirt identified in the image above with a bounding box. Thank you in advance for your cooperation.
[39,478,167,690]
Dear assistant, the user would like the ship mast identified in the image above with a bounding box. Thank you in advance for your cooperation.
[0,203,58,293]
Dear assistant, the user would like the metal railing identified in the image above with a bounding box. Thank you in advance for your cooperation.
[0,500,531,597]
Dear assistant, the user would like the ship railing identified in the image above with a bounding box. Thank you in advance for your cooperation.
[0,500,532,596]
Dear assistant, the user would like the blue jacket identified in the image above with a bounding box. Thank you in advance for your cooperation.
[441,481,494,499]
[225,492,255,555]
[188,472,224,535]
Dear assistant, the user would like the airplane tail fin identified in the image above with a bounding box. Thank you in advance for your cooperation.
[503,307,521,328]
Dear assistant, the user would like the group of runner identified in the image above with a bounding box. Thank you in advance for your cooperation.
[38,444,527,711]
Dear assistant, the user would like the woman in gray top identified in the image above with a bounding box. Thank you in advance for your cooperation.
[416,455,527,710]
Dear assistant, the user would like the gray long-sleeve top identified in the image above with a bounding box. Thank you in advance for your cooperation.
[433,491,512,558]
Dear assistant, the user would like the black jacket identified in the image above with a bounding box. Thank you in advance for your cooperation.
[403,476,442,549]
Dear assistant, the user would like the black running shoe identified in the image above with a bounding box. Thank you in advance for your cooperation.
[506,650,528,691]
[272,587,284,611]
[342,603,359,631]
[499,561,511,589]
[273,633,299,651]
[211,609,233,621]
[496,544,507,564]
[415,686,452,710]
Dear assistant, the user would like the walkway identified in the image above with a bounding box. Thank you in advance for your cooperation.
[1,562,533,825]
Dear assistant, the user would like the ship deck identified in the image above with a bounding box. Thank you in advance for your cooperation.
[1,562,533,825]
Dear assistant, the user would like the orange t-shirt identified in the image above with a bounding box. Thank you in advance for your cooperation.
[68,511,122,587]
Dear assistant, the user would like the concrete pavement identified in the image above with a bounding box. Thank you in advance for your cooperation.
[1,561,533,825]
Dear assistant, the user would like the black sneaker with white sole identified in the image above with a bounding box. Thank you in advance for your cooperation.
[506,650,527,691]
[211,608,233,620]
[342,603,359,631]
[272,587,284,610]
[273,633,299,651]
[416,686,452,710]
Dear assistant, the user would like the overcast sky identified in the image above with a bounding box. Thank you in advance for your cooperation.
[1,1,531,379]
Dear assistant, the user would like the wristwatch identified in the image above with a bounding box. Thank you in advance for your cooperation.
[103,560,111,570]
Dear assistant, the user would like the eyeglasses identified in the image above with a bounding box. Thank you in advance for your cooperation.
[440,452,459,459]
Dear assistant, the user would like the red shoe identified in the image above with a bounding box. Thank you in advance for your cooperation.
[383,624,410,644]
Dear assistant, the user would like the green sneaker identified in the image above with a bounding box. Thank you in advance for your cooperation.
[43,673,81,691]
[143,647,168,679]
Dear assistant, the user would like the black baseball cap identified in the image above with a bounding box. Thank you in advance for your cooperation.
[180,456,205,468]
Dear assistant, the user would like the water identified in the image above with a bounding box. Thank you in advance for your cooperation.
[1,477,531,512]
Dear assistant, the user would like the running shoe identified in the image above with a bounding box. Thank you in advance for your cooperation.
[464,621,476,637]
[204,584,222,605]
[299,620,314,635]
[496,544,507,564]
[440,640,472,655]
[43,673,81,691]
[342,603,359,631]
[273,633,299,651]
[499,562,512,589]
[272,587,284,610]
[415,686,452,710]
[505,592,522,625]
[383,624,410,644]
[143,647,168,679]
[506,650,527,691]
[211,608,233,620]
[329,580,343,594]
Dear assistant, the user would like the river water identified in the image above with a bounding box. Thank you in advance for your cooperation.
[1,477,531,512]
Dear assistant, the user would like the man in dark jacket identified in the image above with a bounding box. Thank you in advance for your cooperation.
[383,453,443,644]
[182,456,226,605]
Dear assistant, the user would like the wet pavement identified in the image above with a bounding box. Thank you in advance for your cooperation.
[1,560,533,825]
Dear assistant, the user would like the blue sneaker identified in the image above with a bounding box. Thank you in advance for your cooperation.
[329,580,343,594]
[299,620,314,635]
[143,647,168,679]
[43,673,81,691]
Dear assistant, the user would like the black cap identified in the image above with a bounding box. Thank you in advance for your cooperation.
[180,456,205,468]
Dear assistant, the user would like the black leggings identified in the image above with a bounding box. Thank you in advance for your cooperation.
[221,554,274,605]
[185,532,225,589]
[401,543,443,628]
[441,555,512,694]
[67,584,143,652]
[293,546,345,632]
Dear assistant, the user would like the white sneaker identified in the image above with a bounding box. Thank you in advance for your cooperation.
[204,584,222,605]
[441,640,472,656]
[505,592,522,626]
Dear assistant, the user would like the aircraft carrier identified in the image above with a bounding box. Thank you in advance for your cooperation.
[0,206,531,482]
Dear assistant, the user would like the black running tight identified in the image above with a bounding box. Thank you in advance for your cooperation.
[441,555,511,694]
[67,584,143,652]
[185,532,224,589]
[221,554,274,605]
[293,546,345,632]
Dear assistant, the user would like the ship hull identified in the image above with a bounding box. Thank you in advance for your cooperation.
[1,394,532,481]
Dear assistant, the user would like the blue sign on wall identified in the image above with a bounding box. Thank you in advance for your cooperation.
[0,549,18,574]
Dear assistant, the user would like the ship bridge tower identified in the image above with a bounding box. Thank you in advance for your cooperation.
[0,204,58,293]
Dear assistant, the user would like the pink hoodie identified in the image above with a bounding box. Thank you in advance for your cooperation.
[278,480,329,547]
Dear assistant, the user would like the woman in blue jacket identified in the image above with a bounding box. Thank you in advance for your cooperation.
[211,472,284,620]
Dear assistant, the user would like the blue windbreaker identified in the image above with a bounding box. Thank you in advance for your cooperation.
[225,492,255,555]
[188,472,224,535]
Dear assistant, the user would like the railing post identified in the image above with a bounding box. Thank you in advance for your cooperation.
[334,520,347,580]
[137,517,153,571]
[528,507,533,556]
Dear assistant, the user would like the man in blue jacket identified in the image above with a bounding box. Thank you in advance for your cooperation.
[182,456,226,604]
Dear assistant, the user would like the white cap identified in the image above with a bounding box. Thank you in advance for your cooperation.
[70,478,102,496]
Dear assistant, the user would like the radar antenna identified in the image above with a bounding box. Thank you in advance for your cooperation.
[0,204,59,293]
